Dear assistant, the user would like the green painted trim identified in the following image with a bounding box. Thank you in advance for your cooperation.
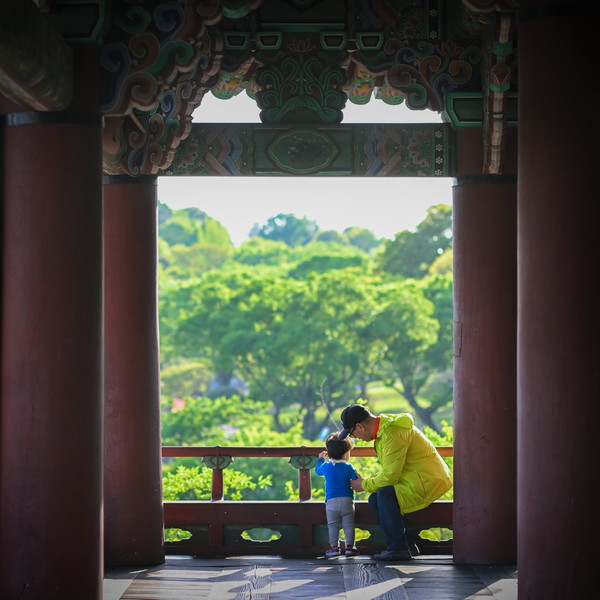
[256,31,282,50]
[489,82,511,93]
[320,31,347,50]
[224,31,250,50]
[46,0,107,44]
[492,40,513,56]
[356,32,384,51]
[444,92,518,128]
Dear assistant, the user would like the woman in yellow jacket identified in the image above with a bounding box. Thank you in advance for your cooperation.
[338,403,453,561]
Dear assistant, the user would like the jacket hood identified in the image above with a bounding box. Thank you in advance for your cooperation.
[379,412,414,431]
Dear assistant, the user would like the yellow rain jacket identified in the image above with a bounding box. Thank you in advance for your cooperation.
[361,413,453,514]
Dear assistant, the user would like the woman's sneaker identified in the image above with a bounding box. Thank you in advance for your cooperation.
[325,546,340,557]
[345,546,359,556]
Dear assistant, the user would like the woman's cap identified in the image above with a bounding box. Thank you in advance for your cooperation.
[338,404,369,440]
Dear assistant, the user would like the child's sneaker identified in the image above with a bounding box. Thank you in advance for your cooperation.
[345,546,359,556]
[325,546,340,557]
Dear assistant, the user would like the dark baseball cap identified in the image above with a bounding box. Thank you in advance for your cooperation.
[338,404,369,440]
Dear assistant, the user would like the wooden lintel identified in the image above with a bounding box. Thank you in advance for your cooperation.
[0,0,73,111]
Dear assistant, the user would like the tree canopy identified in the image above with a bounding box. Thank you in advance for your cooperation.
[376,204,452,278]
[158,201,454,437]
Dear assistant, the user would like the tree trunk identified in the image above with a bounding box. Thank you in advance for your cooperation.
[398,379,440,433]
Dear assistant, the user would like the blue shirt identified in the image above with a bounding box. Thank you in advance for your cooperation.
[315,457,358,501]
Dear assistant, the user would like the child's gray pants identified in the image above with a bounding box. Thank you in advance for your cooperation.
[325,496,355,547]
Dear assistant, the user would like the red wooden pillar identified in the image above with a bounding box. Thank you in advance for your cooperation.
[453,130,518,564]
[103,175,164,566]
[0,52,104,598]
[518,4,597,597]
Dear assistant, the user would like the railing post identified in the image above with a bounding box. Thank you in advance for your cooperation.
[202,453,233,502]
[289,451,318,502]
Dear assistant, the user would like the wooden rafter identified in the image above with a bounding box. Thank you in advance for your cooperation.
[0,0,73,110]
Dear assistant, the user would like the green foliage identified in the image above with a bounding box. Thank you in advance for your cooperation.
[161,396,272,446]
[158,203,455,438]
[158,205,233,281]
[234,237,294,267]
[160,359,213,400]
[161,215,200,246]
[343,226,382,253]
[170,267,378,437]
[376,204,452,278]
[162,464,272,500]
[159,205,232,248]
[249,213,318,246]
[287,244,369,278]
[428,248,453,275]
[419,527,453,541]
[313,229,347,244]
[165,528,192,542]
[161,395,454,504]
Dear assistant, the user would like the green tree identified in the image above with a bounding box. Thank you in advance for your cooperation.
[376,204,452,278]
[172,267,381,438]
[159,206,232,247]
[160,358,214,401]
[158,206,233,279]
[288,244,369,278]
[234,237,293,267]
[313,229,346,244]
[163,465,271,501]
[161,214,199,246]
[161,396,273,446]
[370,279,445,431]
[165,242,233,279]
[249,213,319,247]
[343,226,381,253]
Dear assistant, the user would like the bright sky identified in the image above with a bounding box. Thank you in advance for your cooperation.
[158,92,452,246]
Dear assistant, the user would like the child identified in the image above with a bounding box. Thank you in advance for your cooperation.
[315,432,360,557]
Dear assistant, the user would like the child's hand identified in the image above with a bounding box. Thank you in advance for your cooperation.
[319,450,328,459]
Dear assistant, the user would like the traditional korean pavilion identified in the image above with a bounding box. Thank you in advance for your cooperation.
[0,1,596,598]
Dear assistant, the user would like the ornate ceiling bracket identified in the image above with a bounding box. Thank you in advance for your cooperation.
[160,122,453,177]
[100,0,230,175]
[255,39,348,123]
[0,0,73,111]
[207,0,484,120]
[348,39,482,112]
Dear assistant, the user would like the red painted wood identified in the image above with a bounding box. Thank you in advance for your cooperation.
[518,6,597,597]
[162,446,453,458]
[162,446,453,555]
[453,177,517,564]
[211,469,224,501]
[298,469,312,502]
[104,180,164,566]
[0,49,103,599]
[163,500,453,555]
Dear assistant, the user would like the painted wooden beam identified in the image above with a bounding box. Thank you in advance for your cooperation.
[160,123,454,177]
[0,0,73,110]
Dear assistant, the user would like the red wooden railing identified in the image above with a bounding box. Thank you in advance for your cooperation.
[162,445,453,556]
